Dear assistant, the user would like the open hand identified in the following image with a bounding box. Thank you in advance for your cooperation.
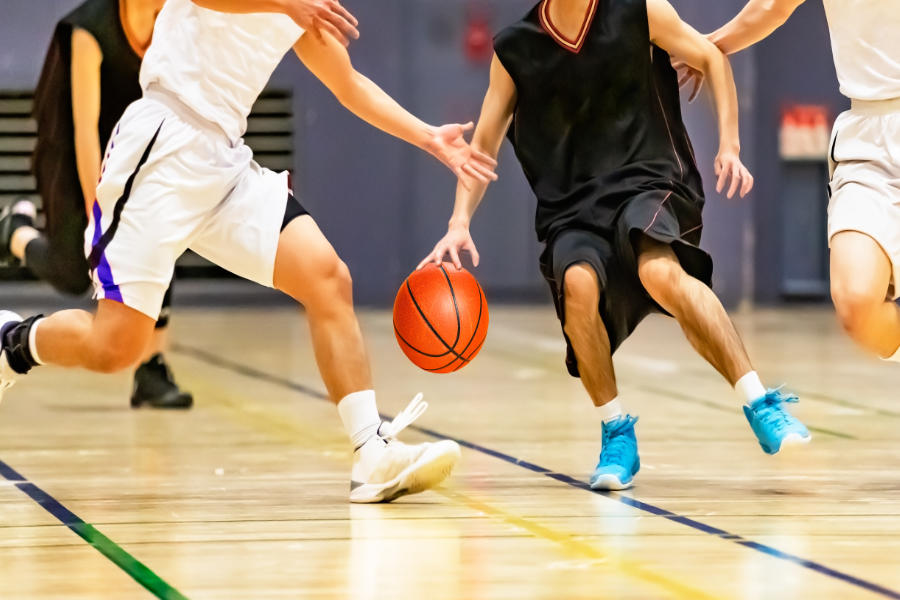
[715,151,753,199]
[286,0,359,47]
[417,225,480,270]
[426,123,498,190]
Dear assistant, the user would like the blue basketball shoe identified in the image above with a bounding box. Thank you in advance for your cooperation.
[743,389,811,455]
[590,415,640,490]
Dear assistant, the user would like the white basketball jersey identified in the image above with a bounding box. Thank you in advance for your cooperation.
[823,0,900,101]
[140,0,304,141]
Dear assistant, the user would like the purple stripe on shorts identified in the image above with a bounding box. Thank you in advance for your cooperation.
[90,201,123,303]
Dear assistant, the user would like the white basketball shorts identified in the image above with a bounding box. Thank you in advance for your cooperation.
[86,89,294,319]
[828,98,900,297]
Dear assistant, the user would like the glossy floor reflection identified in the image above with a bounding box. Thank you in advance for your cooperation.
[1,305,898,599]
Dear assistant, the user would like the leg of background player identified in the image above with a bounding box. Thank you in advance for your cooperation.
[636,234,809,454]
[271,214,459,502]
[561,263,639,490]
[830,231,900,358]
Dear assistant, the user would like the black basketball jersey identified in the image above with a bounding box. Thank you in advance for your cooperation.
[493,0,705,242]
[32,0,142,214]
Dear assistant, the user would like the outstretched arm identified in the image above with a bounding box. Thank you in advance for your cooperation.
[676,0,805,101]
[648,0,752,198]
[294,33,497,189]
[709,0,806,55]
[418,54,517,270]
[191,0,358,46]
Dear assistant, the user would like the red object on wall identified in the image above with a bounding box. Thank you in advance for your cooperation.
[464,14,493,63]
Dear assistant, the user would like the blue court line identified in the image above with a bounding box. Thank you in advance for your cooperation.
[0,460,188,599]
[173,343,900,600]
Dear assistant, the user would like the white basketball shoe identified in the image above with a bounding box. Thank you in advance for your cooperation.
[0,311,24,404]
[350,394,461,503]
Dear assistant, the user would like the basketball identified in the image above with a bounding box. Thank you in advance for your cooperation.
[393,263,489,373]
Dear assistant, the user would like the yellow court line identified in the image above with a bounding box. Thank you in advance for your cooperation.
[183,375,727,600]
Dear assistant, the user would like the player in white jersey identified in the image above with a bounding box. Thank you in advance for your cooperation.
[679,0,900,363]
[0,0,498,503]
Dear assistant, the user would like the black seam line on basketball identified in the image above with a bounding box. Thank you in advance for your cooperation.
[437,264,463,351]
[405,280,464,361]
[445,284,486,372]
[171,343,900,600]
[88,120,164,271]
[422,270,484,372]
[0,460,189,600]
[393,325,455,359]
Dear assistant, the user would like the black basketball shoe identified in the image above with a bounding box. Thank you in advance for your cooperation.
[0,199,37,265]
[131,353,193,409]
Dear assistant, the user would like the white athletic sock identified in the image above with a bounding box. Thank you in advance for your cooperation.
[735,371,766,405]
[338,390,381,450]
[882,344,900,363]
[598,397,623,423]
[27,317,45,366]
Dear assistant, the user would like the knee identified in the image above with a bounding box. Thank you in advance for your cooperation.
[304,255,354,313]
[563,264,600,331]
[831,281,882,336]
[88,332,147,374]
[638,253,682,301]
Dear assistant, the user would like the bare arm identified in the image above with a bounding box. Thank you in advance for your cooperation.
[648,0,752,198]
[709,0,806,55]
[419,54,517,269]
[191,0,358,46]
[294,33,496,189]
[71,28,103,216]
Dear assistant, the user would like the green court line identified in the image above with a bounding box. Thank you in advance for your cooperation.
[0,462,188,599]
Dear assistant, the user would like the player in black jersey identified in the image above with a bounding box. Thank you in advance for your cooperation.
[0,0,194,408]
[422,0,810,489]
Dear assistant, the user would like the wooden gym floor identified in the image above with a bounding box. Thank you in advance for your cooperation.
[1,303,899,599]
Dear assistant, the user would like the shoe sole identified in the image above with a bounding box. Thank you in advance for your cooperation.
[350,440,461,504]
[768,432,812,455]
[589,474,634,491]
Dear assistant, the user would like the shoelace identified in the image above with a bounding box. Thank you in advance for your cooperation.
[598,415,637,467]
[754,388,800,431]
[378,393,429,440]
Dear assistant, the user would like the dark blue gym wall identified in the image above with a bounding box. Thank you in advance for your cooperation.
[0,0,842,306]
[749,0,847,303]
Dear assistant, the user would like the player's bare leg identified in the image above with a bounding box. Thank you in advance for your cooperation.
[562,264,618,406]
[830,231,900,358]
[636,236,750,385]
[273,215,459,502]
[636,234,809,454]
[561,263,638,490]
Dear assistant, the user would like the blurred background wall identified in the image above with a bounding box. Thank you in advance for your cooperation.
[0,0,844,306]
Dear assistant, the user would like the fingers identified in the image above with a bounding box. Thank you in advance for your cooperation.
[461,163,487,186]
[460,121,474,133]
[471,148,498,169]
[715,160,727,194]
[466,240,480,267]
[417,252,436,270]
[448,246,462,270]
[740,168,754,197]
[454,166,472,191]
[466,159,497,182]
[331,0,359,27]
[322,0,359,40]
[688,76,703,103]
[314,15,349,47]
[727,163,740,199]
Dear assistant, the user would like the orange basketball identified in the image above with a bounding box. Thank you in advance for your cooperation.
[393,263,489,373]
